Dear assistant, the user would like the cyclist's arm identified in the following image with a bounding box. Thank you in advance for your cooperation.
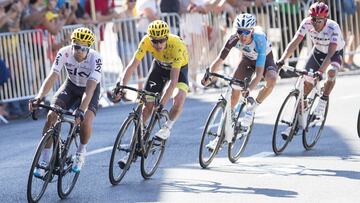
[279,35,303,62]
[318,43,337,73]
[78,79,97,112]
[249,35,266,91]
[209,55,224,73]
[36,71,59,99]
[160,67,180,106]
[210,34,237,72]
[121,56,141,86]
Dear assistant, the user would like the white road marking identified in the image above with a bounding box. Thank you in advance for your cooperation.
[85,146,113,156]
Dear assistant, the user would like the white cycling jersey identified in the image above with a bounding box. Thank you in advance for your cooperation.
[296,17,345,53]
[51,45,102,87]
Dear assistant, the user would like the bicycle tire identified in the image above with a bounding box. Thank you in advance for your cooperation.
[302,95,329,149]
[272,90,299,155]
[27,130,58,203]
[109,115,138,185]
[140,110,169,179]
[199,101,226,168]
[57,127,80,199]
[228,102,253,163]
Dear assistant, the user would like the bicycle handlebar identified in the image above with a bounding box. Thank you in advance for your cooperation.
[205,68,248,89]
[115,83,161,99]
[282,65,316,77]
[31,103,74,120]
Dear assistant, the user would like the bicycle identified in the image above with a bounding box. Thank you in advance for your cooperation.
[199,69,252,169]
[27,103,81,203]
[272,65,329,155]
[109,85,170,185]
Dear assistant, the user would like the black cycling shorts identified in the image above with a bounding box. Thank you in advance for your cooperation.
[52,79,100,114]
[304,48,343,72]
[144,60,189,94]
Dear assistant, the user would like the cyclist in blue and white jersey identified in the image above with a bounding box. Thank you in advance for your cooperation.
[202,13,278,149]
[29,27,102,176]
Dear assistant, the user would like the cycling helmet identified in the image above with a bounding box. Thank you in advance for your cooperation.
[309,2,329,18]
[147,20,169,39]
[71,27,95,47]
[234,13,256,30]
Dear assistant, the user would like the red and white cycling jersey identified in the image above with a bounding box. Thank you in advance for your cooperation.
[51,45,102,87]
[296,17,345,53]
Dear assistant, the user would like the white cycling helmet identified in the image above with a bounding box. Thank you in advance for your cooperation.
[234,13,256,30]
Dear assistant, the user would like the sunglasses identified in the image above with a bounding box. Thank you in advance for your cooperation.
[72,44,89,52]
[311,17,325,24]
[150,38,167,44]
[237,29,252,36]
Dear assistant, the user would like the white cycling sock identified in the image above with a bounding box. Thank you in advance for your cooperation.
[77,143,87,154]
[164,120,174,129]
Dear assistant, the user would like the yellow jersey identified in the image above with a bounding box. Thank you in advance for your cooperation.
[134,34,189,69]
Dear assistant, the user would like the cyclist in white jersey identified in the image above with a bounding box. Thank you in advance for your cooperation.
[277,2,344,126]
[277,2,344,137]
[202,13,278,150]
[29,27,102,176]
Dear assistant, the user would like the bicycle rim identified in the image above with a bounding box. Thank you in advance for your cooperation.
[109,115,137,185]
[140,110,169,179]
[199,101,225,168]
[358,110,360,138]
[57,131,80,199]
[228,102,253,163]
[27,131,57,203]
[272,90,299,155]
[303,96,329,149]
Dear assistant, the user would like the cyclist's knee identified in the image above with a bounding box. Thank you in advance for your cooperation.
[327,65,338,81]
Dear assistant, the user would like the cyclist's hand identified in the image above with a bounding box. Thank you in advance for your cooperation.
[276,60,285,69]
[109,86,125,103]
[28,98,42,112]
[314,70,323,81]
[201,73,212,87]
[241,88,250,98]
[73,109,85,125]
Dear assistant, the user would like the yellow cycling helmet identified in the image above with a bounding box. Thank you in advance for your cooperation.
[71,27,95,47]
[147,20,169,39]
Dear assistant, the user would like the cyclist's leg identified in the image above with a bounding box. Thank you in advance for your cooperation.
[256,52,278,103]
[169,65,189,122]
[303,48,323,96]
[231,57,255,108]
[143,60,167,122]
[323,50,342,96]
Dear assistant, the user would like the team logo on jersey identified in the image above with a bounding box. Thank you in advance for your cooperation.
[149,81,156,88]
[55,53,62,65]
[95,58,102,73]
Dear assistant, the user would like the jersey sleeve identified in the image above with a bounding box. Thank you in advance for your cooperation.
[330,24,341,45]
[295,18,309,38]
[134,36,148,61]
[50,48,67,75]
[219,34,238,60]
[254,34,267,68]
[172,42,189,69]
[88,53,103,83]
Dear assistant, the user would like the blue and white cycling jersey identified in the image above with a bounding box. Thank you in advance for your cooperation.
[220,27,272,68]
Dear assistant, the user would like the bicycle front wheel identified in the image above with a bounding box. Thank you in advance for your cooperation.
[272,90,299,155]
[302,95,329,150]
[199,101,226,168]
[57,128,80,199]
[358,109,360,138]
[27,130,57,203]
[109,115,138,185]
[228,102,253,163]
[140,110,169,179]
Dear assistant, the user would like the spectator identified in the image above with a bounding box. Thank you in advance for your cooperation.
[66,0,96,25]
[84,0,120,23]
[0,0,27,32]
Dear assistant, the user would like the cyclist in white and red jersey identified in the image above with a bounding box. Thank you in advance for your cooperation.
[277,2,344,136]
[29,27,102,176]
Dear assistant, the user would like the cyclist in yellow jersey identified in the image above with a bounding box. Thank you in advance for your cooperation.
[113,20,189,140]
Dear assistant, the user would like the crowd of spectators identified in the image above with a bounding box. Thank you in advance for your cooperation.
[1,0,360,120]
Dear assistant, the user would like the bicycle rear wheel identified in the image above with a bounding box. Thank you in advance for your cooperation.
[272,90,299,155]
[109,115,138,185]
[140,110,169,179]
[302,95,329,149]
[57,127,80,199]
[199,101,226,168]
[228,102,253,163]
[27,130,57,203]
